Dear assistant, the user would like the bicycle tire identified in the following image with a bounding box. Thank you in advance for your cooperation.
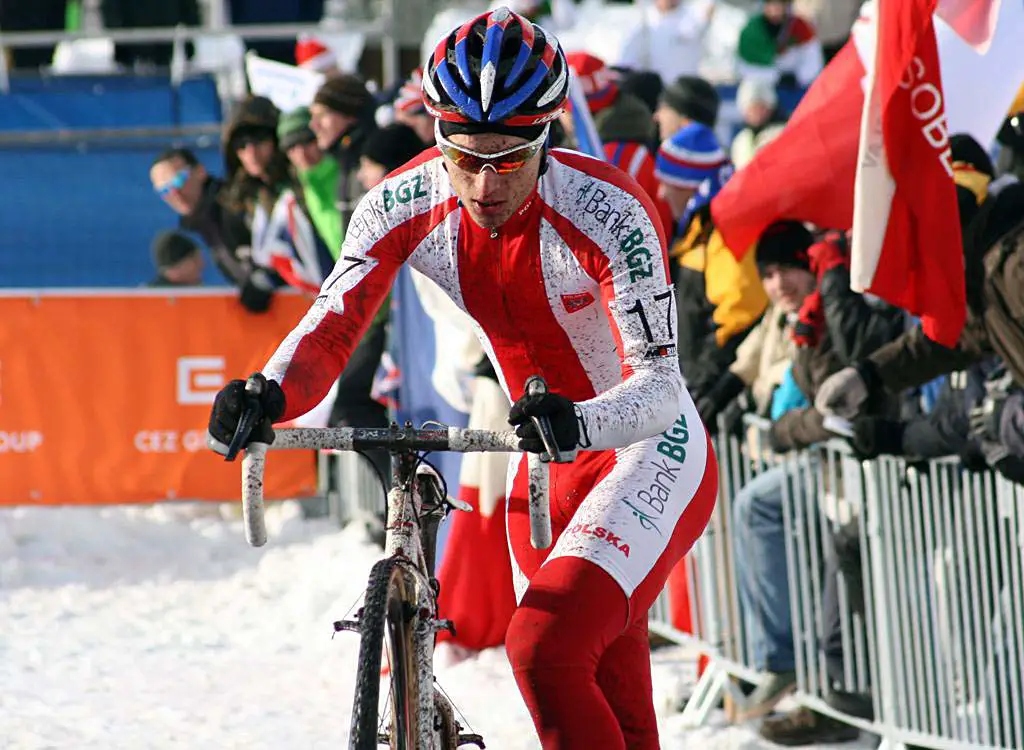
[349,556,423,750]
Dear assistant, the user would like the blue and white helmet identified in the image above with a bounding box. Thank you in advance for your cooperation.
[421,6,569,127]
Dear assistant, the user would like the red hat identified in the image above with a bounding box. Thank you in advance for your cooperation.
[566,52,619,114]
[295,34,337,72]
[394,67,426,116]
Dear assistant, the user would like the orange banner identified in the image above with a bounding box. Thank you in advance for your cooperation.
[0,291,317,505]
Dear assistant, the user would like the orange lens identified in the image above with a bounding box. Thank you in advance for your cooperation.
[439,142,541,174]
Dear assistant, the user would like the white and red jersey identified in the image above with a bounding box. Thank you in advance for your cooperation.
[263,147,687,451]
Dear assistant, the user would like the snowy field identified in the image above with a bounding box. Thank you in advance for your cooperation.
[1,502,874,749]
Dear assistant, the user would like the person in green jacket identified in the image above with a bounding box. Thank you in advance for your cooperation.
[278,106,343,257]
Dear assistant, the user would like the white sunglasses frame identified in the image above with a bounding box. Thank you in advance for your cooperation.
[434,121,550,174]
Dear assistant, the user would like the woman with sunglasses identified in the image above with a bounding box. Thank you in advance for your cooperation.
[208,7,717,749]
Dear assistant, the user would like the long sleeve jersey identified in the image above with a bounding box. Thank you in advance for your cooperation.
[263,147,686,451]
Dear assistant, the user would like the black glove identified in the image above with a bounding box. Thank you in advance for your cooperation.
[508,390,582,454]
[207,374,286,455]
[848,417,906,460]
[239,269,275,313]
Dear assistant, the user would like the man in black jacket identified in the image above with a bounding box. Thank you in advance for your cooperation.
[150,147,272,312]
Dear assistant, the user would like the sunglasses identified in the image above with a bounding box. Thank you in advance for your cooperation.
[234,133,273,150]
[435,122,549,175]
[155,168,190,198]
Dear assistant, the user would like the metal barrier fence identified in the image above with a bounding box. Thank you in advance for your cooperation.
[648,415,1024,749]
[313,417,1023,748]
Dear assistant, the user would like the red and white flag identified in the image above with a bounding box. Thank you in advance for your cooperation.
[712,0,1024,344]
[851,0,1020,347]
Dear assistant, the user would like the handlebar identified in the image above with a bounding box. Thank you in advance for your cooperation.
[239,425,549,549]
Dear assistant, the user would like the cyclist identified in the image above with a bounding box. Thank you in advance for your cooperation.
[207,7,717,748]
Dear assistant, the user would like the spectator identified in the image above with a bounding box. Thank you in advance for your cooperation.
[309,74,378,255]
[737,0,824,88]
[564,52,673,236]
[221,95,294,312]
[357,123,429,192]
[614,0,716,86]
[616,69,664,119]
[730,77,787,169]
[493,0,577,31]
[0,0,66,69]
[793,0,861,62]
[392,69,435,146]
[101,0,200,69]
[816,136,1024,426]
[149,147,265,308]
[294,34,340,75]
[732,226,904,744]
[147,230,203,287]
[654,74,720,142]
[996,92,1024,182]
[654,122,769,402]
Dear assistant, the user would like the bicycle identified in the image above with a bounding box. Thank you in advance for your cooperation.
[225,374,567,749]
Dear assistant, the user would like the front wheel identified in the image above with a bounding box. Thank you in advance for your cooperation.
[348,557,419,750]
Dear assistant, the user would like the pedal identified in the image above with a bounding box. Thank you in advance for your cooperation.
[376,732,389,745]
[432,618,457,637]
[456,733,485,748]
[333,619,360,634]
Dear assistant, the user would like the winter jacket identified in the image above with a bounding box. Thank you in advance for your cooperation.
[595,92,674,238]
[736,12,824,87]
[296,154,343,256]
[770,264,905,451]
[674,210,769,398]
[178,176,252,287]
[728,304,795,414]
[864,180,1024,393]
[327,117,377,254]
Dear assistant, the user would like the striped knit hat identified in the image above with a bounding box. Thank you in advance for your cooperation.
[655,123,728,189]
[394,68,427,116]
[566,52,619,114]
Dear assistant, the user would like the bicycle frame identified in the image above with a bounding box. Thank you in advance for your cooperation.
[238,422,562,749]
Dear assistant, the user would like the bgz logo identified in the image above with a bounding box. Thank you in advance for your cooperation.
[176,356,225,405]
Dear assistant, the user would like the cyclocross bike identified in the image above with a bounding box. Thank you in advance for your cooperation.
[225,374,568,749]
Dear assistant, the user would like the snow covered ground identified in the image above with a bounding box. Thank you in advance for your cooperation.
[1,502,874,749]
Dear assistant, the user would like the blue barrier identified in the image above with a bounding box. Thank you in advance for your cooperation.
[0,74,222,131]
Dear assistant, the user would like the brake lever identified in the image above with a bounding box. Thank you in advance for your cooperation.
[524,375,567,464]
[224,373,265,462]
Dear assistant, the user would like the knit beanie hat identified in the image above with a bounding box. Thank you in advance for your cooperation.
[754,220,813,275]
[736,77,778,113]
[295,34,337,72]
[152,230,200,270]
[660,75,720,127]
[277,106,316,151]
[313,73,373,118]
[655,123,728,189]
[566,52,619,114]
[394,68,427,116]
[363,123,428,174]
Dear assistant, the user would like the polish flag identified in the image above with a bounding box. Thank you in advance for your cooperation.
[711,0,1024,343]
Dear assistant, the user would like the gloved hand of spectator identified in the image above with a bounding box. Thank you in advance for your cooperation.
[808,238,850,279]
[815,362,879,420]
[239,268,276,313]
[777,72,799,89]
[848,417,905,460]
[694,371,745,432]
[207,374,286,455]
[793,289,825,348]
[508,390,582,455]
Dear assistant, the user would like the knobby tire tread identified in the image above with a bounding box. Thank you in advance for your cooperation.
[350,556,425,750]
